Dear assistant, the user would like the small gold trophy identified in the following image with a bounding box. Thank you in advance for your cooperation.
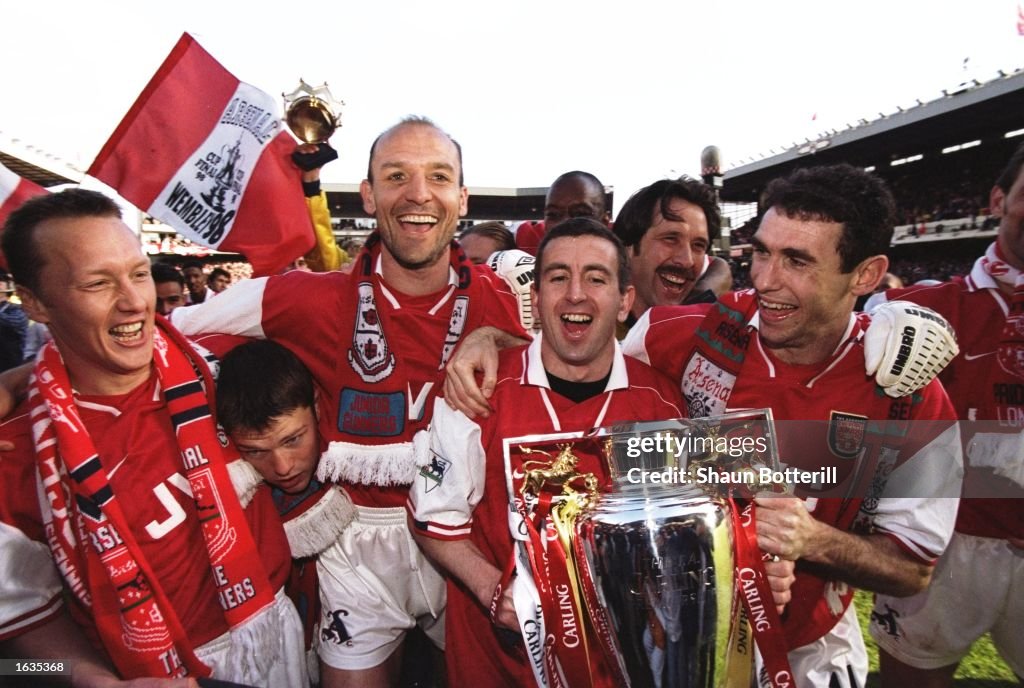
[282,79,344,144]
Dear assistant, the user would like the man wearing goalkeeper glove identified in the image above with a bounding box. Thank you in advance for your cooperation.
[443,163,963,688]
[621,163,962,688]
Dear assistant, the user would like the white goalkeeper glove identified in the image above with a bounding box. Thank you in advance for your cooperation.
[864,300,959,398]
[488,249,536,330]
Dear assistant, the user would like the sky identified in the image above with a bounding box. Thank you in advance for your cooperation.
[3,0,1024,214]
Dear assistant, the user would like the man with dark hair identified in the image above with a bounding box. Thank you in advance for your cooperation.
[409,218,692,686]
[0,268,27,372]
[867,143,1024,686]
[0,188,306,684]
[613,177,732,327]
[517,173,733,320]
[614,177,721,247]
[208,267,232,293]
[181,259,213,305]
[623,163,962,688]
[443,173,749,413]
[217,339,320,489]
[540,170,610,229]
[761,164,896,272]
[217,339,355,680]
[172,116,525,687]
[514,170,610,255]
[459,221,516,265]
[152,262,188,316]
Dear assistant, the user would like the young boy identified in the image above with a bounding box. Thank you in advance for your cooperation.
[216,339,355,681]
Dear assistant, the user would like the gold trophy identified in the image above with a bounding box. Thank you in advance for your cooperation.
[282,79,344,144]
[283,79,344,173]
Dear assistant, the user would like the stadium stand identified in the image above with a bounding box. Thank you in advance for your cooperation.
[721,68,1024,290]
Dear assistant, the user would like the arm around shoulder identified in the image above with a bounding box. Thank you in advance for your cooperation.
[444,326,527,418]
[169,277,270,338]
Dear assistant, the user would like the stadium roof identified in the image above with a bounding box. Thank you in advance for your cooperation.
[321,182,613,222]
[721,68,1024,203]
[0,132,83,187]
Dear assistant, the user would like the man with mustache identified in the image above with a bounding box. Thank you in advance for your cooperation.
[518,174,732,330]
[622,164,962,688]
[612,177,730,332]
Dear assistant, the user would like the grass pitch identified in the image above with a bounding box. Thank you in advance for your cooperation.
[854,590,1017,687]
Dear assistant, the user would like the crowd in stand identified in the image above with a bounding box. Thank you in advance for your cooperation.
[728,246,985,292]
[886,253,977,284]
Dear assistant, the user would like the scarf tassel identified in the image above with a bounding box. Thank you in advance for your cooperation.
[227,459,264,508]
[284,487,356,558]
[318,439,420,486]
[218,592,302,684]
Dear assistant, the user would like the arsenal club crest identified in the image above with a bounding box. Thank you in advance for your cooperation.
[997,314,1024,380]
[827,411,868,460]
[349,283,396,382]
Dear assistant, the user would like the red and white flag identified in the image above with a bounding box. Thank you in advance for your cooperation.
[0,163,48,267]
[1018,3,1024,35]
[88,33,314,276]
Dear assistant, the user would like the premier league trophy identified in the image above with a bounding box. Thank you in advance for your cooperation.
[503,410,781,688]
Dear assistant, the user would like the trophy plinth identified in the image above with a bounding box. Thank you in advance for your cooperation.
[282,79,344,144]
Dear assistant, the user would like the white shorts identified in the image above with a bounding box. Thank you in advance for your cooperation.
[756,603,868,688]
[196,588,308,687]
[870,531,1024,676]
[316,505,446,670]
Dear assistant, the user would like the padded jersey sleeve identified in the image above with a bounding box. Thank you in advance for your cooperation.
[0,522,63,641]
[620,309,654,365]
[407,399,487,540]
[171,276,270,339]
[871,382,962,564]
[0,410,63,641]
[472,266,531,339]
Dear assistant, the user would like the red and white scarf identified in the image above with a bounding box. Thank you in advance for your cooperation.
[30,318,277,679]
[979,241,1024,380]
[319,233,479,486]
